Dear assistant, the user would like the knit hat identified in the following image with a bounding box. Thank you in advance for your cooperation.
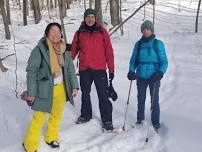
[84,8,96,19]
[141,20,154,33]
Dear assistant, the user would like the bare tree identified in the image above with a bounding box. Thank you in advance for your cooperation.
[89,0,93,8]
[23,0,28,25]
[18,0,21,10]
[33,0,41,24]
[95,0,103,24]
[195,0,201,33]
[58,0,67,41]
[0,0,11,39]
[110,0,152,36]
[84,0,86,10]
[54,0,57,8]
[110,0,120,27]
[48,0,53,9]
[5,0,11,25]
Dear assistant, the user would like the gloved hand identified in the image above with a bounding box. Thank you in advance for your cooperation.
[151,71,164,82]
[127,71,136,80]
[109,72,114,81]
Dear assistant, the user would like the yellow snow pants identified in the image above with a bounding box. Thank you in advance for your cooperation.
[23,82,66,152]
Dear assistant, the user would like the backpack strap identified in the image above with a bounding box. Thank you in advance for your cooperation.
[135,40,141,65]
[135,39,160,67]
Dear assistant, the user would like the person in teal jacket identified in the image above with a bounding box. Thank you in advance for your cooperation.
[127,20,168,130]
[23,23,79,152]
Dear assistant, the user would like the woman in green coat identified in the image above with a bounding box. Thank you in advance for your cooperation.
[23,22,79,152]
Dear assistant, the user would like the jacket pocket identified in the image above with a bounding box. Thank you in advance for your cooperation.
[37,80,50,99]
[37,67,49,81]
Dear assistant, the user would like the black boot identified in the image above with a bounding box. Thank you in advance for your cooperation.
[75,116,90,124]
[46,140,59,148]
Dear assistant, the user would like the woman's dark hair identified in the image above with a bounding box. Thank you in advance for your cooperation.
[44,22,62,37]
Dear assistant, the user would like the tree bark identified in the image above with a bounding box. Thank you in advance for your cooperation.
[54,0,57,8]
[89,0,93,8]
[5,0,11,25]
[195,0,201,33]
[0,0,11,39]
[110,0,152,36]
[23,0,28,25]
[33,0,41,24]
[58,0,67,41]
[50,0,54,9]
[95,0,103,24]
[110,0,120,27]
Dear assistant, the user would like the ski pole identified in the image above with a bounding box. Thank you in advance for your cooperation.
[122,80,133,131]
[145,82,157,143]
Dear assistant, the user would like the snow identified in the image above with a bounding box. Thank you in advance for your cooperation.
[1,0,202,152]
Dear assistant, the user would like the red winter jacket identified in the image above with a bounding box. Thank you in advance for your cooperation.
[71,22,114,72]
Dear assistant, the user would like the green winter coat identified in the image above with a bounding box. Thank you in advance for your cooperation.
[26,38,79,113]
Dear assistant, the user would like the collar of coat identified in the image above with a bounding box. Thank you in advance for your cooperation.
[78,21,103,33]
[36,37,71,69]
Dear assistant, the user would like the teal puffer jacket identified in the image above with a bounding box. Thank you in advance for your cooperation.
[26,38,79,113]
[129,35,168,79]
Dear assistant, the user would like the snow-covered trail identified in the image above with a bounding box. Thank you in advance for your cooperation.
[1,0,202,152]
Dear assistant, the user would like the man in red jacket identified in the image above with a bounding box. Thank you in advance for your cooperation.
[71,8,115,131]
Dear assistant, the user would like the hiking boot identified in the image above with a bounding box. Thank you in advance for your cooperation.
[102,122,114,131]
[46,140,59,148]
[75,116,90,124]
[22,143,37,152]
[153,123,160,130]
[135,120,142,125]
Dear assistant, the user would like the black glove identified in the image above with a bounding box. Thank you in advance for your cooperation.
[151,71,164,82]
[127,71,136,80]
[109,72,114,81]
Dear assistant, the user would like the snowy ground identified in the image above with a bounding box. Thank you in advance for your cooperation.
[0,0,202,152]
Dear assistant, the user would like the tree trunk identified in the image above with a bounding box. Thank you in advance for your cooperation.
[30,0,34,10]
[66,0,70,9]
[95,0,103,24]
[153,0,155,31]
[195,0,201,33]
[0,0,11,39]
[5,0,11,25]
[89,0,93,8]
[110,0,120,27]
[18,0,21,9]
[33,0,41,24]
[110,0,152,36]
[54,0,57,8]
[84,0,86,10]
[119,0,123,35]
[50,0,54,9]
[58,0,67,41]
[23,0,28,25]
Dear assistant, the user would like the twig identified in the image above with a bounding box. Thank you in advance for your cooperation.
[110,0,152,36]
[0,53,15,61]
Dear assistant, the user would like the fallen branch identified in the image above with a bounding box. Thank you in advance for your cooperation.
[0,53,15,61]
[110,0,152,36]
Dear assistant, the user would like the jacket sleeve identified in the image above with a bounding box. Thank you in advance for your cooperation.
[26,46,42,97]
[157,40,168,73]
[103,29,114,72]
[71,32,79,60]
[67,51,79,89]
[129,41,139,73]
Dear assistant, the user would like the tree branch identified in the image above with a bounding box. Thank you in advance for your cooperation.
[110,0,152,36]
[0,53,15,61]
